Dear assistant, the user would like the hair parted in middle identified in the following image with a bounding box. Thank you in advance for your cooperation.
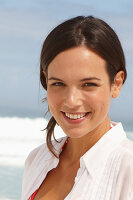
[40,15,127,157]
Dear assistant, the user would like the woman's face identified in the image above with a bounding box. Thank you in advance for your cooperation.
[46,46,122,138]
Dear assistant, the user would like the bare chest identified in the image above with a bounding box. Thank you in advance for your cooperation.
[34,163,79,200]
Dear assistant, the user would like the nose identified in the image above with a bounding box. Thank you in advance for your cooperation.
[64,87,82,108]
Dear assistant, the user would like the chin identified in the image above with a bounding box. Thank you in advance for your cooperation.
[63,128,88,139]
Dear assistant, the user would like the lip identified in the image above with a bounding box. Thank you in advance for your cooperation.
[63,112,87,114]
[61,111,90,124]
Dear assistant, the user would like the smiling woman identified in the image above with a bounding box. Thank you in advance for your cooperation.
[46,47,119,139]
[22,16,133,200]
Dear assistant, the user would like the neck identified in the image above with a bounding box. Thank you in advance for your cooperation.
[62,116,111,164]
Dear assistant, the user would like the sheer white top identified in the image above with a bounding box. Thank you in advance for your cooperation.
[22,122,133,200]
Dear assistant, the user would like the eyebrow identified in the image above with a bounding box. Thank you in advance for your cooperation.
[80,77,101,82]
[48,77,101,82]
[48,77,63,81]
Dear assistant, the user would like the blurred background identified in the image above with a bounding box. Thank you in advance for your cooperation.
[0,0,133,199]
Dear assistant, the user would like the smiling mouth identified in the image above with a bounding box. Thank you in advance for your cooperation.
[62,112,89,120]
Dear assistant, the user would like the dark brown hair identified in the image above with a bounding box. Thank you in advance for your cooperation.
[40,16,127,157]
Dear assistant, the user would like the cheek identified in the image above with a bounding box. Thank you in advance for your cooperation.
[86,88,111,111]
[47,89,62,109]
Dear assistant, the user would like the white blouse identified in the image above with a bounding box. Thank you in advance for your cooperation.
[22,122,133,200]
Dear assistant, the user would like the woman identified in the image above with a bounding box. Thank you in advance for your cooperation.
[22,16,133,200]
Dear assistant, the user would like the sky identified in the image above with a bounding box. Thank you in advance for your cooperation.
[0,0,133,122]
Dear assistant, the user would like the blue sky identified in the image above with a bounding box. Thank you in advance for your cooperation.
[0,0,133,121]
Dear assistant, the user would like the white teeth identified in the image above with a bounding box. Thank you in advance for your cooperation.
[78,114,81,119]
[66,113,69,117]
[65,112,87,119]
[74,115,77,119]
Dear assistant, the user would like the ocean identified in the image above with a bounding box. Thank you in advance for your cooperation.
[0,117,133,200]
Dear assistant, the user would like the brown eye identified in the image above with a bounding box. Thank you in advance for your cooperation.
[83,83,98,87]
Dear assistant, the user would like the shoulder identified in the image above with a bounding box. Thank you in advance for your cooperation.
[24,143,48,170]
[121,137,133,150]
[23,136,67,176]
[22,141,54,199]
[22,142,51,186]
[112,122,133,166]
[120,137,133,159]
[22,143,48,199]
[119,138,133,171]
[22,137,66,199]
[116,138,133,195]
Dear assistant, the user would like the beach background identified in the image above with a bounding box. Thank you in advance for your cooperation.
[0,117,133,200]
[0,0,133,199]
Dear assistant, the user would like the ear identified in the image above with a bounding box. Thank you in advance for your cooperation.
[111,71,124,98]
[43,71,48,83]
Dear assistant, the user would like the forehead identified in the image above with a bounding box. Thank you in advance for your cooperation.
[48,46,107,79]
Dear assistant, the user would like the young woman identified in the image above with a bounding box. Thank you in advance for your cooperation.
[22,16,133,200]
